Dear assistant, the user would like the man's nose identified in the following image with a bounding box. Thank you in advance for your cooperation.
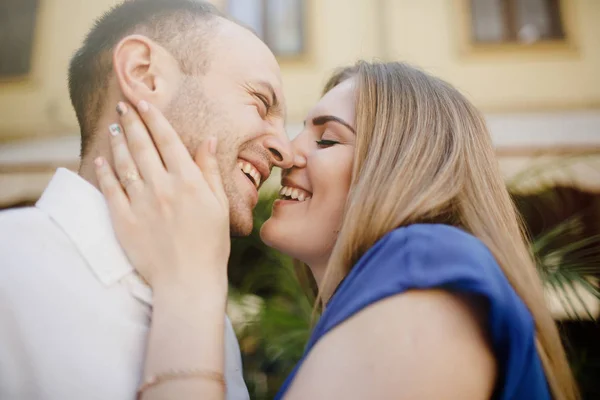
[263,135,294,169]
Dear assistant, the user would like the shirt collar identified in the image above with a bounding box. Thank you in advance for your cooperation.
[36,168,151,304]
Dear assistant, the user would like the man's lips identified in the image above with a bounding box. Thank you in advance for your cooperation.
[237,169,259,206]
[237,157,271,189]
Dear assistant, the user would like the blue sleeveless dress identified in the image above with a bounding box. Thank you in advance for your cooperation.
[275,224,551,399]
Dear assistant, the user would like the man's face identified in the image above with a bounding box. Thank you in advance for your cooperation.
[164,20,290,236]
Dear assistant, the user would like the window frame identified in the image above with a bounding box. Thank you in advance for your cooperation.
[225,0,311,62]
[457,0,578,56]
[0,0,40,82]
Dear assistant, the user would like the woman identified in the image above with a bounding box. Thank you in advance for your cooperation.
[95,61,578,399]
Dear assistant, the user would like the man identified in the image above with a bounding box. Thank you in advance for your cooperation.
[0,1,292,399]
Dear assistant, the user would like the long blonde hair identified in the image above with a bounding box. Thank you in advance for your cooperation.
[317,61,578,400]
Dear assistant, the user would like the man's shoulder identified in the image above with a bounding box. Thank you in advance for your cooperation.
[0,205,73,267]
[0,205,44,224]
[0,206,54,240]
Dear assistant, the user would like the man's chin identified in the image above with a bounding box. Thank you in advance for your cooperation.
[229,212,254,237]
[230,224,253,237]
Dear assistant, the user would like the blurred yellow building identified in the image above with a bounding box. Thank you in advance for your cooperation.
[0,0,599,317]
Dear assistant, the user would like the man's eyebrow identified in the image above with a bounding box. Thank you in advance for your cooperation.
[312,115,356,134]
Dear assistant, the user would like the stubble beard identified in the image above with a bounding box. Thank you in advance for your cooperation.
[164,78,254,237]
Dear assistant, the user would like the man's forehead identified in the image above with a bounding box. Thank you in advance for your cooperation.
[229,50,282,91]
[212,19,280,73]
[207,19,285,105]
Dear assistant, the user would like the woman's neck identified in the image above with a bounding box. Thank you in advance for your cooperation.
[306,261,327,291]
[306,261,343,304]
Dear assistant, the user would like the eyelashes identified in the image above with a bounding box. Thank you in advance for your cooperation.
[315,139,340,148]
[255,93,271,116]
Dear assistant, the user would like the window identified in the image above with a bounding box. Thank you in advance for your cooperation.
[227,0,305,57]
[470,0,566,44]
[0,0,39,77]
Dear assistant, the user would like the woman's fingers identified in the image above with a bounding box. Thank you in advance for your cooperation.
[116,102,166,182]
[94,156,131,220]
[108,123,144,198]
[194,137,228,207]
[135,100,196,175]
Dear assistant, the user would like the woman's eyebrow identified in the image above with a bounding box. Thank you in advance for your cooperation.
[312,115,356,134]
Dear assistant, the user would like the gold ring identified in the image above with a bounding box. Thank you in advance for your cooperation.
[120,170,141,188]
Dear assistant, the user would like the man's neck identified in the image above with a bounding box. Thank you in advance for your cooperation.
[78,155,101,190]
[77,102,122,191]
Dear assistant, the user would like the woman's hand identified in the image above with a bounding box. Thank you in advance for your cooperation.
[94,100,230,292]
[95,101,229,400]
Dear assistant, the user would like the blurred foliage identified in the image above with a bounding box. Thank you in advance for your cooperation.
[229,161,600,400]
[228,192,314,400]
[512,184,600,320]
[511,178,600,398]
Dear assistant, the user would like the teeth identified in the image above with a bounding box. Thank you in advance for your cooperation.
[278,185,312,201]
[238,160,262,188]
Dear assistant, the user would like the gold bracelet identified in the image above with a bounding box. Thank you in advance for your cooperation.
[136,368,226,399]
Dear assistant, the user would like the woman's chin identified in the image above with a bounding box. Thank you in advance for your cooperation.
[260,219,295,256]
[259,218,279,248]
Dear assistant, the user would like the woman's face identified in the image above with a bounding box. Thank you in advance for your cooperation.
[260,79,356,268]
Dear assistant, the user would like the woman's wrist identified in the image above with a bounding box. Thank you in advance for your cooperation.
[150,261,229,300]
[143,264,228,400]
[151,260,228,295]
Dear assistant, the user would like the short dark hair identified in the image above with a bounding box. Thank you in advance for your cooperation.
[68,0,223,157]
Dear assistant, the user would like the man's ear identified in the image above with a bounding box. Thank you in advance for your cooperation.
[112,34,180,108]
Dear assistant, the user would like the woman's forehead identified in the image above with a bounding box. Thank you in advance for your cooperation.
[308,79,356,121]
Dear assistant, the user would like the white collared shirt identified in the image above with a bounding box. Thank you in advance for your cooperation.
[0,168,249,400]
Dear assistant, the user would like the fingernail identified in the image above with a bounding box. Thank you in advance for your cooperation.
[137,100,149,113]
[109,124,122,136]
[209,137,217,155]
[116,102,127,116]
[94,157,104,167]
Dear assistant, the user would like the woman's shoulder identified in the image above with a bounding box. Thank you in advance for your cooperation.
[323,223,534,349]
[315,224,548,399]
[344,223,503,293]
[371,223,494,265]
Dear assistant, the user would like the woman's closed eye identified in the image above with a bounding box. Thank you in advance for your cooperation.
[316,139,340,148]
